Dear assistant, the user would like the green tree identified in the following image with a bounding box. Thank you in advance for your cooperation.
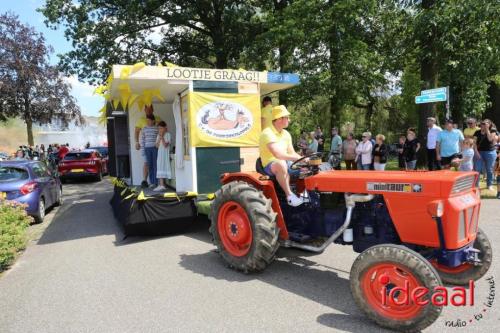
[257,0,402,132]
[435,0,500,126]
[40,0,265,83]
[0,13,82,146]
[400,0,500,135]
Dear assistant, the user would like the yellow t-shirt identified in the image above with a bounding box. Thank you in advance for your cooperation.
[261,105,273,130]
[136,115,162,129]
[463,127,479,138]
[259,125,292,166]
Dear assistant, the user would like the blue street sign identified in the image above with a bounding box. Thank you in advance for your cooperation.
[421,87,447,95]
[415,92,447,104]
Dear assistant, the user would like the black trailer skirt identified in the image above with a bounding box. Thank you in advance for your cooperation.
[110,182,197,236]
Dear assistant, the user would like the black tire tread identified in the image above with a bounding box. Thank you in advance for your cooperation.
[33,197,45,224]
[54,187,63,206]
[350,244,443,333]
[209,181,279,273]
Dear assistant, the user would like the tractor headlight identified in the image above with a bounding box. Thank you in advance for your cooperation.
[427,200,444,218]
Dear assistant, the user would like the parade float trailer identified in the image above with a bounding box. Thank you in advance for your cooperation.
[104,64,299,234]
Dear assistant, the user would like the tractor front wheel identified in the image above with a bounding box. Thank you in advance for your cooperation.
[209,181,279,273]
[350,244,443,332]
[432,228,492,285]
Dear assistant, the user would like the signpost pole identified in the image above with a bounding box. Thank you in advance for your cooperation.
[445,86,450,119]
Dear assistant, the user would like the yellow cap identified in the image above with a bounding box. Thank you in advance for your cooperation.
[272,105,291,120]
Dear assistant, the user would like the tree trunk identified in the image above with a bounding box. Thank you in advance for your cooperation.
[417,0,438,167]
[365,102,375,130]
[212,3,227,69]
[24,94,34,146]
[214,48,228,69]
[330,98,340,131]
[328,0,340,130]
[485,81,500,127]
[450,83,463,128]
[25,117,34,146]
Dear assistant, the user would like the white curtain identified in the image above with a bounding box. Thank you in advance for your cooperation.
[173,95,184,169]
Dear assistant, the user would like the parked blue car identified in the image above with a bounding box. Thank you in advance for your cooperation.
[0,160,62,223]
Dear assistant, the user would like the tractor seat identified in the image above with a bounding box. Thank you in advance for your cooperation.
[256,157,274,179]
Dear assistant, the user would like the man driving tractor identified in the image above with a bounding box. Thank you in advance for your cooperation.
[259,105,304,207]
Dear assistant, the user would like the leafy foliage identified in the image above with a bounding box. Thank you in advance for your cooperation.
[40,0,265,83]
[0,12,82,145]
[38,0,500,139]
[0,200,31,272]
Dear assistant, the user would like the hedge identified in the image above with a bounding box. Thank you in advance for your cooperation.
[0,199,31,272]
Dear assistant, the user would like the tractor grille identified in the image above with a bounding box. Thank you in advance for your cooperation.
[468,206,479,234]
[458,210,466,240]
[452,175,475,194]
[457,206,479,242]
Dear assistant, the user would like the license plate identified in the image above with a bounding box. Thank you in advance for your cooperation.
[72,169,85,173]
[0,192,6,200]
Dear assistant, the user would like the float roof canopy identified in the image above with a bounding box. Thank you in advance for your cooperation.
[108,65,300,103]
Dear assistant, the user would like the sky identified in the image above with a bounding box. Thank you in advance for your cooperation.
[0,0,104,117]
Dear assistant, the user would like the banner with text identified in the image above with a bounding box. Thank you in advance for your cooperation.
[189,92,261,147]
[166,67,267,83]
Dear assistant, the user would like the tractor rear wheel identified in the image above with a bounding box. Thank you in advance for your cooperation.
[431,228,492,285]
[209,181,279,273]
[350,244,442,332]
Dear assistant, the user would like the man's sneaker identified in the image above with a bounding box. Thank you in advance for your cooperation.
[287,194,304,207]
[488,185,496,192]
[153,185,166,192]
[141,180,148,188]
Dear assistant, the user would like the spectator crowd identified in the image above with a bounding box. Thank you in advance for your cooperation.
[0,143,72,170]
[296,117,500,199]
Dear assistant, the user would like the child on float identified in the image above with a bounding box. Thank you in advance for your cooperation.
[154,121,172,191]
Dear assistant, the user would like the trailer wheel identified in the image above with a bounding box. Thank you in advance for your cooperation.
[350,244,442,332]
[431,228,492,285]
[209,181,279,273]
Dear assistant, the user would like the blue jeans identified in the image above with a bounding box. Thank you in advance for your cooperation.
[361,164,371,170]
[144,147,158,185]
[406,160,417,170]
[475,150,497,187]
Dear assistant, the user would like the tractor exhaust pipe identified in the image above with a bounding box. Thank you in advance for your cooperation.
[283,193,374,253]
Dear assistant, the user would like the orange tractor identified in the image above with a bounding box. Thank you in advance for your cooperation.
[209,154,492,332]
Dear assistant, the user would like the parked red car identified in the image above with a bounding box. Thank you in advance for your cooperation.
[58,149,107,182]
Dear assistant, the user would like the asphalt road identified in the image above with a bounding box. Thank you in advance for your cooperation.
[0,179,498,333]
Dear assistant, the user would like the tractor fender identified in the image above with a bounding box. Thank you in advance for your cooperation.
[220,172,289,240]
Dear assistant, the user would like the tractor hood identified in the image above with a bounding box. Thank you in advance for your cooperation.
[305,170,477,197]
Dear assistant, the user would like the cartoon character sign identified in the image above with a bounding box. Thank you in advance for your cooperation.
[189,92,260,147]
[198,101,252,135]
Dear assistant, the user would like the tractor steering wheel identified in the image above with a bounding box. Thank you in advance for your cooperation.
[290,152,323,170]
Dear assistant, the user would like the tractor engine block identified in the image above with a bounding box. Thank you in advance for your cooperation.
[281,192,400,252]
